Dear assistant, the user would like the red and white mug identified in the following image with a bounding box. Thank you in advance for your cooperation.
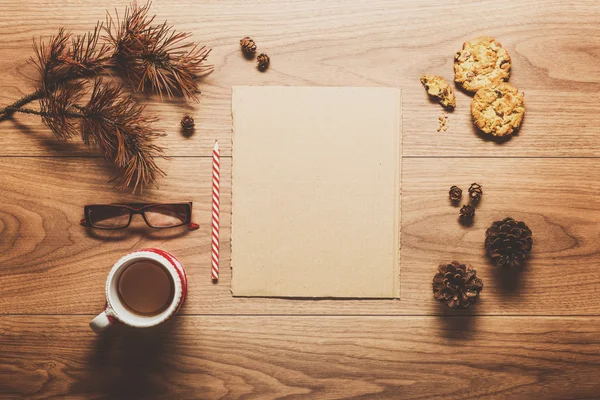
[90,248,187,333]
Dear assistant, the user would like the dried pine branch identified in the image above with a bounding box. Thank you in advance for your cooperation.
[0,32,72,117]
[79,79,165,191]
[32,28,72,93]
[138,23,212,99]
[39,81,86,139]
[1,1,212,191]
[105,1,212,100]
[8,80,165,192]
[104,1,155,69]
[32,26,112,94]
[66,23,112,75]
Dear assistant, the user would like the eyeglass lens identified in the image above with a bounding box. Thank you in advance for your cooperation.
[88,206,131,229]
[143,204,189,228]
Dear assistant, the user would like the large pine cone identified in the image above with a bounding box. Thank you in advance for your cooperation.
[433,261,483,308]
[485,217,533,268]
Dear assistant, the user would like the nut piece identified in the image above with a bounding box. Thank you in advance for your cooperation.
[420,75,456,109]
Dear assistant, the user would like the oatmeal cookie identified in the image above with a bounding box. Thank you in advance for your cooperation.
[420,75,456,109]
[454,37,511,93]
[471,82,524,137]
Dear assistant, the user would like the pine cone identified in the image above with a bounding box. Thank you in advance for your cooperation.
[433,261,483,308]
[449,185,462,202]
[485,217,533,268]
[257,53,270,71]
[180,115,195,130]
[240,36,257,57]
[459,204,475,219]
[469,183,483,202]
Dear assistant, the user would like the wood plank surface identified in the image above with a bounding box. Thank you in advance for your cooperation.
[1,0,600,157]
[2,156,599,315]
[2,316,600,400]
[2,0,600,398]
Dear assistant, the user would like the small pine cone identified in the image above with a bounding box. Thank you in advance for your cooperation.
[433,261,483,308]
[180,115,195,130]
[459,204,475,219]
[485,217,533,269]
[469,183,483,202]
[449,185,462,202]
[257,53,270,71]
[240,36,257,57]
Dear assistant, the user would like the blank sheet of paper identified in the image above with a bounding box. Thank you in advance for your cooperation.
[231,86,401,298]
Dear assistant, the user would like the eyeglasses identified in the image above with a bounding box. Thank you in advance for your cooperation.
[80,203,199,230]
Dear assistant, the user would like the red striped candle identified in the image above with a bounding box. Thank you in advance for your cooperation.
[211,141,220,282]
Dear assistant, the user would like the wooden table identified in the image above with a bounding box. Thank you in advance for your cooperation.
[2,1,600,398]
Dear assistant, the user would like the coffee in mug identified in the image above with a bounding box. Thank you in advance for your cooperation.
[90,248,187,332]
[117,259,175,316]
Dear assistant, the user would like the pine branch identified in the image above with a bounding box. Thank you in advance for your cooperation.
[105,1,212,101]
[79,79,165,191]
[0,1,212,191]
[0,90,45,119]
[4,106,84,119]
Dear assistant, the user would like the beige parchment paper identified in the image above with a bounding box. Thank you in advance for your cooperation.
[231,86,401,298]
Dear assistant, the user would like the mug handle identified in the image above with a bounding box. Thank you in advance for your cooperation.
[90,308,116,333]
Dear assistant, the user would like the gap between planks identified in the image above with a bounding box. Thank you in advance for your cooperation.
[4,314,600,318]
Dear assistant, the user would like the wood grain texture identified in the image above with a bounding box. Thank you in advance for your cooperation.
[1,0,600,156]
[2,316,600,400]
[0,156,232,315]
[2,1,600,398]
[3,157,600,315]
[401,158,600,315]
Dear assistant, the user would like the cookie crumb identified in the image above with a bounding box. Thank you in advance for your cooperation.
[437,114,449,132]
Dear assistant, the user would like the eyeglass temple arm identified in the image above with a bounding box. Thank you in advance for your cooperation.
[80,218,88,227]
